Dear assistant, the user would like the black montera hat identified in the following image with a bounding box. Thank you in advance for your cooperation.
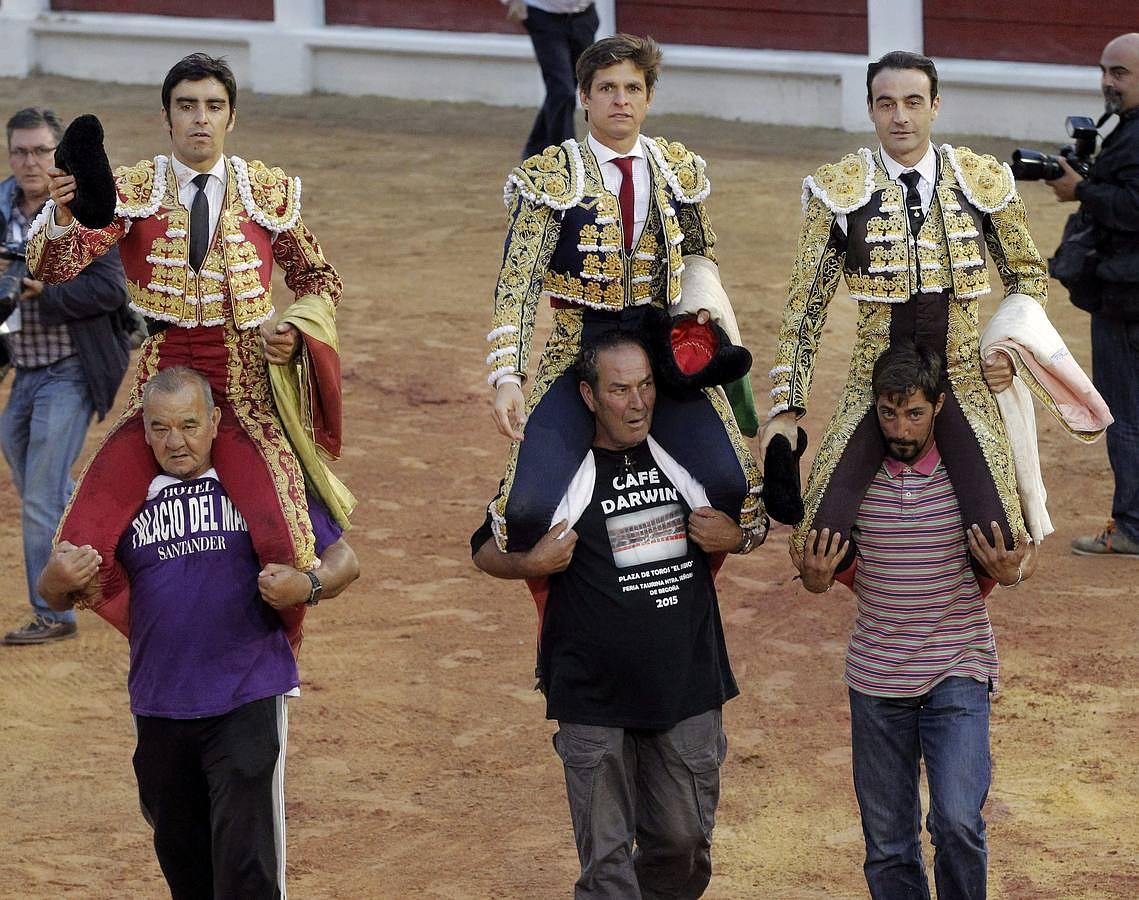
[54,115,117,229]
[763,427,808,525]
[644,307,752,397]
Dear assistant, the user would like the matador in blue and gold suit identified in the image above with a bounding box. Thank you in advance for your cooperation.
[485,135,764,552]
[769,144,1049,555]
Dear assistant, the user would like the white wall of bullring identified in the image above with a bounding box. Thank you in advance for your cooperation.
[0,0,1104,141]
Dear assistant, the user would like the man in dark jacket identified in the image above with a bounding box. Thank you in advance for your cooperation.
[1,106,131,644]
[1050,33,1139,558]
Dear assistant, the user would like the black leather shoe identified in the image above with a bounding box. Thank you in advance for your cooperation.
[3,616,78,645]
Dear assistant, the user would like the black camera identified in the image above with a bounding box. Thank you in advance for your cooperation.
[0,241,28,323]
[1011,116,1099,181]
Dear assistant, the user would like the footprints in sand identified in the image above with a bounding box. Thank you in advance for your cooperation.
[437,648,483,669]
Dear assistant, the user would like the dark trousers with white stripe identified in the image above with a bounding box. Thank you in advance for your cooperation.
[133,695,288,900]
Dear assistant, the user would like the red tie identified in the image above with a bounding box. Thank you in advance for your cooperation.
[613,156,635,251]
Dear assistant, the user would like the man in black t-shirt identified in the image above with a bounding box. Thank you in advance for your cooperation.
[473,332,757,899]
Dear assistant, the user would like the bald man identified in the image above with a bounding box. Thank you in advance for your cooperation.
[1049,33,1139,558]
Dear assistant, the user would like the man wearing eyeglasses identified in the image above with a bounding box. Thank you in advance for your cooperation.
[0,107,130,645]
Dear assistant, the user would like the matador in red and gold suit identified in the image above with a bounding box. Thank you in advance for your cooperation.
[26,153,353,651]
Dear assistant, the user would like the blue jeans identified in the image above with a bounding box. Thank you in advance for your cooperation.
[1091,315,1139,543]
[849,677,992,900]
[1,356,94,624]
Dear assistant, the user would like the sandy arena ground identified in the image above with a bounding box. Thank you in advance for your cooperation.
[0,75,1135,899]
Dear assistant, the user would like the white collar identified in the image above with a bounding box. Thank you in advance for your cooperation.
[169,154,227,192]
[587,132,646,166]
[879,143,937,184]
[146,467,220,500]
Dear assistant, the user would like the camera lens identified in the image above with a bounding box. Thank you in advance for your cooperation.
[1011,150,1063,181]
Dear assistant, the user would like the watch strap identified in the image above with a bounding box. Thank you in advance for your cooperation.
[304,569,323,606]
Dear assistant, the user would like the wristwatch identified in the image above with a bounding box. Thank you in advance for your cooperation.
[304,570,323,607]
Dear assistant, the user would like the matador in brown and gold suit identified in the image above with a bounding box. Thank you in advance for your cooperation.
[767,142,1049,556]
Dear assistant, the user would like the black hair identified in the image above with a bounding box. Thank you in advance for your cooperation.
[574,331,650,394]
[161,52,237,113]
[871,341,943,405]
[866,50,939,103]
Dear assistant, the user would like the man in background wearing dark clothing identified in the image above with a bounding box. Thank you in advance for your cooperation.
[504,0,599,159]
[1,106,130,645]
[1050,34,1139,557]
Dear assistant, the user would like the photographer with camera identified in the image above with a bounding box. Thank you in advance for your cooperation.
[1047,33,1139,558]
[1,107,130,645]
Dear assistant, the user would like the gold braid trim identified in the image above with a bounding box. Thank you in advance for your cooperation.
[801,149,875,214]
[506,142,584,210]
[648,137,710,202]
[1011,362,1103,443]
[792,301,891,551]
[489,307,584,549]
[532,307,584,401]
[113,158,160,214]
[943,145,1015,214]
[703,386,764,530]
[489,194,562,382]
[224,325,316,568]
[677,203,716,261]
[242,158,301,230]
[982,191,1050,305]
[772,195,846,413]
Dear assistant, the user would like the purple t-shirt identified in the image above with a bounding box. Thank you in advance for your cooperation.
[118,473,341,718]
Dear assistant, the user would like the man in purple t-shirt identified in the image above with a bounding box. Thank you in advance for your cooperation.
[38,365,358,900]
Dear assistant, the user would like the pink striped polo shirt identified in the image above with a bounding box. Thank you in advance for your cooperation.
[844,443,998,698]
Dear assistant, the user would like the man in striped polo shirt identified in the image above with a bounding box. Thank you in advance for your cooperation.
[792,341,1038,900]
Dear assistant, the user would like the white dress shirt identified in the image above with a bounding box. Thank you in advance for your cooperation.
[836,142,938,235]
[587,132,650,248]
[169,153,228,251]
[502,0,593,13]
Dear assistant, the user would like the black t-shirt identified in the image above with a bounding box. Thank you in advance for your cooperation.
[539,441,737,729]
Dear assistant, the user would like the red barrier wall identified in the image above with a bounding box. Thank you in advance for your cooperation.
[617,0,868,54]
[925,2,1131,66]
[51,0,272,19]
[324,0,515,34]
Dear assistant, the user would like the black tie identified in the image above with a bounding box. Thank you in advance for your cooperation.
[899,170,924,237]
[189,173,211,271]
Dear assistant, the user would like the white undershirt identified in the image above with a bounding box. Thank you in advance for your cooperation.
[501,0,593,13]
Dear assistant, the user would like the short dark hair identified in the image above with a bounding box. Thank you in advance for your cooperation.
[161,52,238,113]
[574,331,650,394]
[6,107,64,147]
[872,341,943,406]
[866,50,939,103]
[142,365,216,418]
[576,34,663,96]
